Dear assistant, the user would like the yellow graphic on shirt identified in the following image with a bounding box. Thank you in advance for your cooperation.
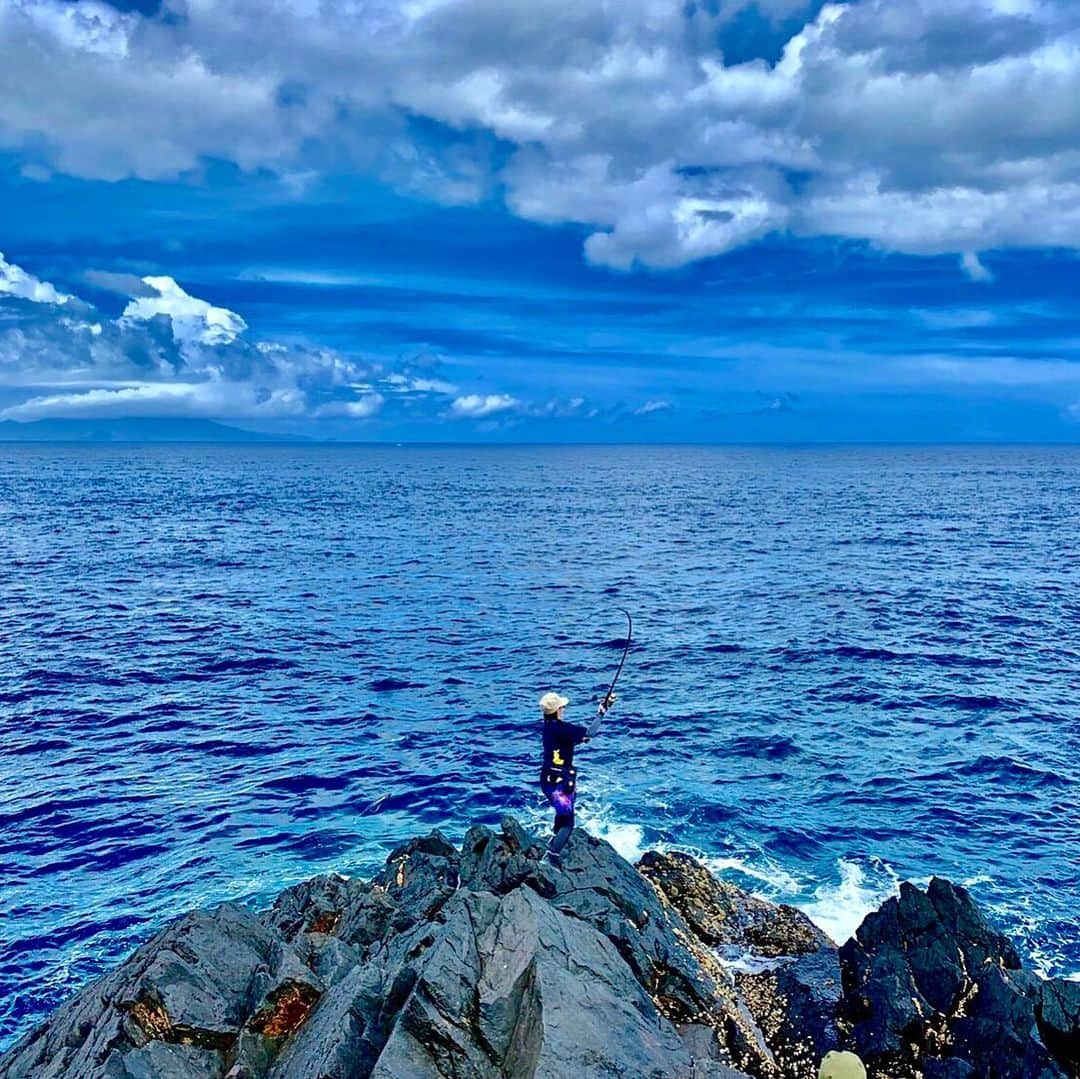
[552,749,565,766]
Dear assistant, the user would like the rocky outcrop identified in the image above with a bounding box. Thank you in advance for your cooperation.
[2,821,1077,1079]
[639,851,829,959]
[0,905,321,1079]
[838,877,1073,1078]
[0,820,761,1079]
[641,850,841,1079]
[1038,978,1080,1074]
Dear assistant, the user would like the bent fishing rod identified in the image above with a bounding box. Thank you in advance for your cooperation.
[598,606,633,715]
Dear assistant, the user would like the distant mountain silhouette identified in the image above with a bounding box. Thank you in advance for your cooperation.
[0,417,306,442]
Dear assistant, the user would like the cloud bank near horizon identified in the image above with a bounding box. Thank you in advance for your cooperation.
[2,0,1080,272]
[0,252,625,427]
[4,243,1080,437]
[0,252,419,423]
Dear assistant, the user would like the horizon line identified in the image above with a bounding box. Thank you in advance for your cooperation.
[4,438,1080,448]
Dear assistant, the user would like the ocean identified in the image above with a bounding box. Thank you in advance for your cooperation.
[2,443,1078,1051]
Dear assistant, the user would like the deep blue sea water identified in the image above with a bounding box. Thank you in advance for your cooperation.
[2,444,1079,1051]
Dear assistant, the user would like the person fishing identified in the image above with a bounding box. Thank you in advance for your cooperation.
[537,608,631,865]
[538,691,615,865]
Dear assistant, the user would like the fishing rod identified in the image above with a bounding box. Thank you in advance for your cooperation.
[598,606,633,715]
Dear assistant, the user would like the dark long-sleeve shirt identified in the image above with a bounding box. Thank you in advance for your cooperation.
[540,717,588,783]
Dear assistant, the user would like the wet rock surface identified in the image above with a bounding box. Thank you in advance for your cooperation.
[639,851,830,959]
[641,850,840,1079]
[2,821,1076,1079]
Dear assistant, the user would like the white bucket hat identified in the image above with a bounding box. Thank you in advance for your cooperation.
[539,692,569,715]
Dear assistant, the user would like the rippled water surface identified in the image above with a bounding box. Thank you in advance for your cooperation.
[2,444,1079,1049]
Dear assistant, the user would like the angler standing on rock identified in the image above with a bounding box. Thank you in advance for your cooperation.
[538,691,614,865]
[539,608,631,865]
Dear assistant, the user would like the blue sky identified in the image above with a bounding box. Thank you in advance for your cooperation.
[0,0,1079,441]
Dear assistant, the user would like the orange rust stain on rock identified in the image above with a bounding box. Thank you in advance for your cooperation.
[309,910,341,935]
[249,983,320,1038]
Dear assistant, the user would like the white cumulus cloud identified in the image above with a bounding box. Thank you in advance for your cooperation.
[0,252,73,305]
[317,393,386,419]
[122,276,247,347]
[0,253,523,426]
[449,392,520,418]
[1,0,1080,269]
[0,381,306,421]
[385,373,460,395]
[0,255,360,422]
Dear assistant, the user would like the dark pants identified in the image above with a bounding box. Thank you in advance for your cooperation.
[541,772,577,855]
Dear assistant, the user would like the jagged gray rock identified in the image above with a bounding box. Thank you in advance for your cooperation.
[736,948,842,1079]
[262,820,757,1078]
[1038,978,1080,1073]
[3,822,1077,1079]
[0,905,319,1079]
[839,877,1069,1078]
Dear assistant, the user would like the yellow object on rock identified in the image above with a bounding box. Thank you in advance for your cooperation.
[819,1050,867,1079]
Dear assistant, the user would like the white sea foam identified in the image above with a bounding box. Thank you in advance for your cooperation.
[525,799,1075,978]
[909,872,994,892]
[573,801,646,861]
[568,796,803,897]
[589,819,646,862]
[695,852,802,897]
[644,833,804,898]
[797,857,901,945]
[505,796,648,864]
[980,894,1078,982]
[1029,944,1073,981]
[519,781,652,864]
